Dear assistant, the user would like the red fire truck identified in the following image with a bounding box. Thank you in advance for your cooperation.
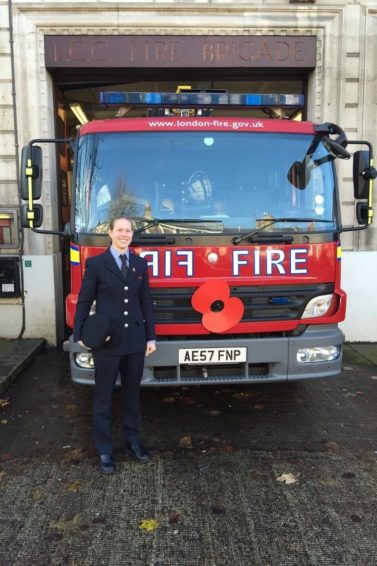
[20,90,375,385]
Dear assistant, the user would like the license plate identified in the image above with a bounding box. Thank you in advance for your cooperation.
[179,347,247,365]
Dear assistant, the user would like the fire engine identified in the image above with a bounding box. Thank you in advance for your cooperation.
[20,88,376,385]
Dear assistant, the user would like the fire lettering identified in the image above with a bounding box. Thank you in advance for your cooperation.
[139,249,194,277]
[266,249,285,275]
[140,248,308,277]
[176,250,194,277]
[232,248,308,276]
[233,250,248,276]
[290,248,308,274]
[140,250,159,276]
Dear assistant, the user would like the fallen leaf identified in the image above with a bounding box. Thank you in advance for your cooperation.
[31,488,42,501]
[211,506,226,515]
[139,519,159,532]
[254,404,265,410]
[66,481,81,493]
[179,436,193,449]
[61,448,84,463]
[233,392,256,400]
[169,512,183,525]
[65,404,80,414]
[0,420,8,424]
[344,366,353,371]
[0,471,6,481]
[0,399,10,408]
[356,390,365,396]
[276,473,299,485]
[207,410,220,416]
[370,376,377,380]
[1,453,12,461]
[50,514,82,531]
[326,441,340,453]
[341,472,356,480]
[180,397,196,405]
[219,444,234,453]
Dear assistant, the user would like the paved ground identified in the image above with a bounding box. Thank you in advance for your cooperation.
[0,338,45,396]
[0,341,376,565]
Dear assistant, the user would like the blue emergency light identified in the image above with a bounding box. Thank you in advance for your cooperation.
[99,91,304,109]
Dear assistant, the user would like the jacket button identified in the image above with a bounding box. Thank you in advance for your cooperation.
[124,299,128,303]
[124,311,128,316]
[124,286,128,291]
[124,323,129,328]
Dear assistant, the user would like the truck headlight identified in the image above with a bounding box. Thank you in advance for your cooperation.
[296,345,340,364]
[302,294,333,318]
[75,352,94,369]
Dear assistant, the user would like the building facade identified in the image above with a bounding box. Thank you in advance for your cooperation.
[0,0,376,343]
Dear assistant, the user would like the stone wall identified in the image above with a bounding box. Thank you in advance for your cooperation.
[0,1,18,217]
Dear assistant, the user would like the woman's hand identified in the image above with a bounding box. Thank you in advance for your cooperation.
[145,341,157,356]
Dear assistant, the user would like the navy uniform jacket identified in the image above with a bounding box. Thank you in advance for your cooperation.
[73,248,156,355]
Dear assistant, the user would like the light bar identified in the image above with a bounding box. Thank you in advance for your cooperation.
[99,91,304,109]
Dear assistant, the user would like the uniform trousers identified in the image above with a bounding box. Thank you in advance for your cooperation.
[92,351,145,455]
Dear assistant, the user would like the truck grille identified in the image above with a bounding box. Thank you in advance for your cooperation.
[151,283,334,324]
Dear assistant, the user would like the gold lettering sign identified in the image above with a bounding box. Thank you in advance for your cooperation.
[46,36,316,69]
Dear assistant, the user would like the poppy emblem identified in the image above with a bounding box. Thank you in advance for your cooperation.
[191,280,244,333]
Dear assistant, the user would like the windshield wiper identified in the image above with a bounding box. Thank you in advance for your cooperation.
[134,219,164,235]
[232,218,334,245]
[134,218,222,235]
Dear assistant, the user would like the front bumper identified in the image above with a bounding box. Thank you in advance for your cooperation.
[65,324,344,386]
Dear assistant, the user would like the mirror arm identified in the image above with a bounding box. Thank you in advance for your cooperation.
[340,224,369,233]
[31,227,68,237]
[314,123,348,148]
[346,139,374,159]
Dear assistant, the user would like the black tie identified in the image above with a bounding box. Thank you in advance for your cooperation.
[119,254,128,279]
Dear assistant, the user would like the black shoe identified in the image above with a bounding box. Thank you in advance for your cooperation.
[98,454,115,474]
[125,443,152,463]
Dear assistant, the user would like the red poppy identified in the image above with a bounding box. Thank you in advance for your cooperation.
[191,280,244,333]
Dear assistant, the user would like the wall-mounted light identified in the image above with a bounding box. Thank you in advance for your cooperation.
[69,103,89,125]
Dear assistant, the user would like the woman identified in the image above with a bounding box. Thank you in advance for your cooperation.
[73,216,156,474]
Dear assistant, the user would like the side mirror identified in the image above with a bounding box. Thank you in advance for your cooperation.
[353,150,377,199]
[20,204,44,228]
[355,202,369,225]
[20,145,43,200]
[287,160,311,189]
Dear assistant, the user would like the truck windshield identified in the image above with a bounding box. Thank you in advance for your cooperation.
[74,131,338,234]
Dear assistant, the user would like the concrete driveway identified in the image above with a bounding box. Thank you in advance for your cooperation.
[0,345,376,565]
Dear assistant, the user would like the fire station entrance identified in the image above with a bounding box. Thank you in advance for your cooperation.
[44,34,316,302]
